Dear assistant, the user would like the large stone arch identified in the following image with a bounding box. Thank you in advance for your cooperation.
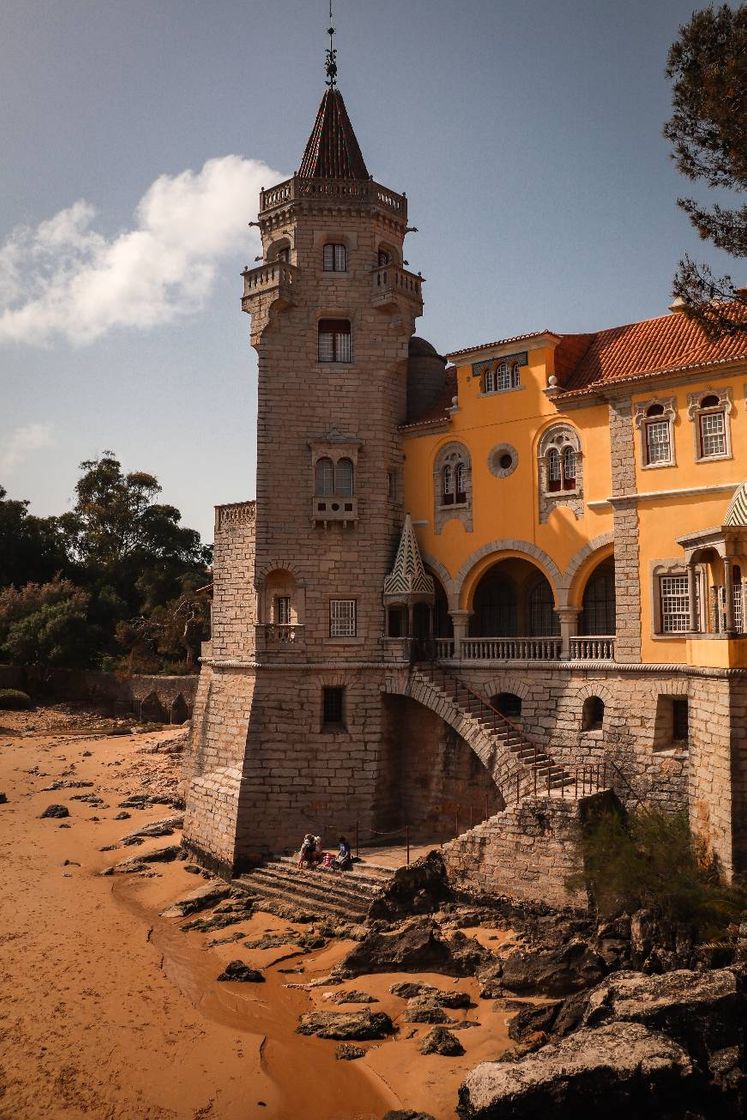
[254,559,307,589]
[455,539,564,611]
[382,672,522,806]
[562,533,615,607]
[421,552,458,610]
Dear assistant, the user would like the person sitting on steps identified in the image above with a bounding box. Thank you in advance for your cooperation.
[332,835,352,871]
[297,833,315,869]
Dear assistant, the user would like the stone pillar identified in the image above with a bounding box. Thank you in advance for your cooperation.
[608,398,642,663]
[450,610,472,654]
[724,559,735,634]
[687,564,699,632]
[557,607,581,659]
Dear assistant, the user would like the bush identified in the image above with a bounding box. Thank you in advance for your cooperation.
[0,688,32,710]
[571,807,747,940]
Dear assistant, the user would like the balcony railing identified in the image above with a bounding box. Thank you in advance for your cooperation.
[259,176,407,219]
[241,261,298,310]
[569,636,615,660]
[257,623,304,646]
[460,637,563,661]
[371,264,423,309]
[428,635,617,663]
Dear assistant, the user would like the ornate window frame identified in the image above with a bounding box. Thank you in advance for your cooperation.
[633,396,676,469]
[488,443,518,479]
[650,559,694,637]
[687,386,733,463]
[433,442,472,535]
[309,431,360,525]
[537,424,583,523]
[473,351,528,396]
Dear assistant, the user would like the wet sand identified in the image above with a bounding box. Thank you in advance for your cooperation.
[0,709,514,1119]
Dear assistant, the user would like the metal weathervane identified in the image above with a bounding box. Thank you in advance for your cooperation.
[325,0,337,87]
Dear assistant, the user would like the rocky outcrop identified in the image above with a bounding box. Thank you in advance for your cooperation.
[339,918,455,976]
[458,1022,694,1119]
[500,941,607,997]
[216,961,264,983]
[161,881,232,918]
[368,851,452,920]
[420,1027,464,1056]
[40,804,69,819]
[296,1010,393,1041]
[403,997,452,1024]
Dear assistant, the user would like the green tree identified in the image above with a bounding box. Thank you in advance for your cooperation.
[664,3,747,335]
[0,486,71,588]
[0,578,97,667]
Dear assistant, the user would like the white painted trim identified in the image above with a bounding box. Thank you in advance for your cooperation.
[587,482,738,509]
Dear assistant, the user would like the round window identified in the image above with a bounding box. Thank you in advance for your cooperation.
[489,444,518,479]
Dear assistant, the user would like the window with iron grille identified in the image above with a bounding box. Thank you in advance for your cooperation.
[698,408,726,458]
[274,596,291,625]
[645,419,672,464]
[335,459,354,497]
[323,243,347,271]
[660,575,691,633]
[322,686,345,727]
[330,599,357,638]
[318,319,352,362]
[314,457,335,496]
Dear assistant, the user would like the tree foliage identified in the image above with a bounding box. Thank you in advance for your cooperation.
[664,3,747,335]
[0,454,212,673]
[572,807,746,938]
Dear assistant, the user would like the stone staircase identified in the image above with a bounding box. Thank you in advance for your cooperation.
[411,663,593,804]
[234,854,394,922]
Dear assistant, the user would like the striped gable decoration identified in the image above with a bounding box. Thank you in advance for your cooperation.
[383,515,435,602]
[725,482,747,527]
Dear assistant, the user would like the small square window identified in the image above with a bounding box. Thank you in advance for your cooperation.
[323,243,347,272]
[318,319,352,363]
[330,599,357,637]
[322,686,345,728]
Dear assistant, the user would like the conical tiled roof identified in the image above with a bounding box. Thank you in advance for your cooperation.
[298,88,369,180]
[383,515,435,602]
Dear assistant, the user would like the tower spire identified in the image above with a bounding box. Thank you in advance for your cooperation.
[325,0,337,88]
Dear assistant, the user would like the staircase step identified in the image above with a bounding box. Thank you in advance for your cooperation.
[236,877,368,920]
[249,866,382,908]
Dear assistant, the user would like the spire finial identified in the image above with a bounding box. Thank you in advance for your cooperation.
[325,0,337,87]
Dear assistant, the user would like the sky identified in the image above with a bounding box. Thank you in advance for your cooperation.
[0,0,741,543]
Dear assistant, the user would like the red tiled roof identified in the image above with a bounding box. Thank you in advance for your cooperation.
[298,88,369,180]
[556,304,747,394]
[447,330,556,359]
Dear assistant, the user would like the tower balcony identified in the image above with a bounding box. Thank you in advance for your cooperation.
[371,264,424,312]
[259,176,408,221]
[241,261,298,311]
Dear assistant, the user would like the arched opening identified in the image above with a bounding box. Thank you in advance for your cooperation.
[376,695,503,843]
[582,696,604,731]
[579,557,616,635]
[170,694,189,725]
[140,692,165,723]
[469,558,559,637]
[492,692,522,719]
[262,569,303,642]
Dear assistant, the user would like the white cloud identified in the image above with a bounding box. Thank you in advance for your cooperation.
[0,156,284,346]
[0,422,54,474]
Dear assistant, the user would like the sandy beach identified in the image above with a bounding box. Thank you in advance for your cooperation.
[0,708,515,1120]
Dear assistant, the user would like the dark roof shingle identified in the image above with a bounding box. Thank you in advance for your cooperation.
[298,88,369,180]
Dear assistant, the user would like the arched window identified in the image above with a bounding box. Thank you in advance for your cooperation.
[335,458,354,497]
[378,248,390,266]
[562,446,576,490]
[434,443,472,532]
[323,243,347,272]
[538,425,582,511]
[314,457,334,496]
[580,560,616,635]
[455,462,467,503]
[527,578,560,636]
[547,447,561,492]
[582,696,605,731]
[318,319,351,362]
[442,463,454,505]
[688,387,732,462]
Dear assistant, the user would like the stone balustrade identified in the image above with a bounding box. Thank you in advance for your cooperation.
[241,261,297,309]
[371,264,423,309]
[569,636,616,660]
[431,634,617,663]
[259,176,407,218]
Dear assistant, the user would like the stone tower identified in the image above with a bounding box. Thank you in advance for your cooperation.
[183,80,424,873]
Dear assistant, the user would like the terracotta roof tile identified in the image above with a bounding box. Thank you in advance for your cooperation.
[557,303,747,394]
[447,330,555,359]
[298,88,369,180]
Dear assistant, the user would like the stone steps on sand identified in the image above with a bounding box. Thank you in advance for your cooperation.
[234,855,393,922]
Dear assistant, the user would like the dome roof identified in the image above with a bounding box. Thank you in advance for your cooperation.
[408,335,442,359]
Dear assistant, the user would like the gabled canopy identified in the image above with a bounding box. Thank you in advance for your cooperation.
[298,88,369,180]
[383,515,435,605]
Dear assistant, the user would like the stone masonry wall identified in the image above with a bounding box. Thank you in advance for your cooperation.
[443,793,609,910]
[608,398,642,663]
